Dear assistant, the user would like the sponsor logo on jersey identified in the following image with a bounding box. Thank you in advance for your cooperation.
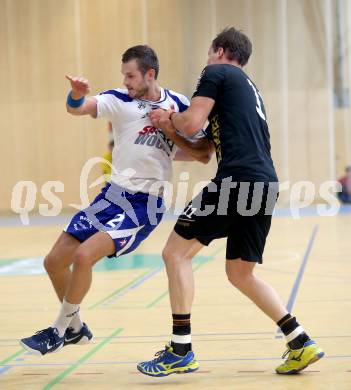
[74,215,93,231]
[138,101,147,110]
[134,125,175,156]
[210,114,222,162]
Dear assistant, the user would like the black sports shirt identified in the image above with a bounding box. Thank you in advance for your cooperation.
[193,64,278,183]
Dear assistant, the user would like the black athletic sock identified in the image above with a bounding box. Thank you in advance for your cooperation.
[170,313,192,356]
[277,314,292,328]
[277,314,310,350]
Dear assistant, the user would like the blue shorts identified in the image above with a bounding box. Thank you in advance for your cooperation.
[64,183,164,257]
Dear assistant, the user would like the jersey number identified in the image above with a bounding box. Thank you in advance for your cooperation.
[247,79,266,121]
[106,214,125,228]
[183,205,197,218]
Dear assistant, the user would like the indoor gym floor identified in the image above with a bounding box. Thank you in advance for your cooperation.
[0,210,350,389]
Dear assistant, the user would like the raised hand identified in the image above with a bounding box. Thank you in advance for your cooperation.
[65,75,91,99]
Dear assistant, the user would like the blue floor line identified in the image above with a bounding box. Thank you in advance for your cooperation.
[95,266,164,309]
[0,366,12,374]
[286,225,318,313]
[129,266,164,290]
[276,225,318,337]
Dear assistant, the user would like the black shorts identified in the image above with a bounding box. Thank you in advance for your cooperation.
[174,179,279,263]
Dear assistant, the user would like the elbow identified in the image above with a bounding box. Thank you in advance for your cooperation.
[202,155,212,164]
[198,145,213,164]
[198,153,212,164]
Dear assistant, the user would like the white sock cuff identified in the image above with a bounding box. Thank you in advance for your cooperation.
[63,299,79,309]
[286,325,305,342]
[62,299,80,317]
[171,334,192,344]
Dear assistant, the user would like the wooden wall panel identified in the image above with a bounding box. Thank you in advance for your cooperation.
[0,0,349,212]
[286,0,331,190]
[0,0,83,211]
[182,0,221,96]
[146,0,188,94]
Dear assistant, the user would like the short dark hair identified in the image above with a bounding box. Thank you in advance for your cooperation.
[122,45,159,79]
[212,27,252,66]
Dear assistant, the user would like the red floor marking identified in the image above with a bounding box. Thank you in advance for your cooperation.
[75,372,104,375]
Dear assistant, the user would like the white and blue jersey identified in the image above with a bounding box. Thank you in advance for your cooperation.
[96,87,189,195]
[65,87,190,257]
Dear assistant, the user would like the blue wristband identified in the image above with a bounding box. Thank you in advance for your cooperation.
[67,91,85,108]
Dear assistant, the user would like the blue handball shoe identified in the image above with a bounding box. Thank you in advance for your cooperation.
[137,344,199,377]
[64,323,93,346]
[20,327,64,356]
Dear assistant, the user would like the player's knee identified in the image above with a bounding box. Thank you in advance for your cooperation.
[162,246,186,265]
[226,265,253,289]
[162,246,173,263]
[73,249,93,268]
[227,272,241,288]
[44,253,60,274]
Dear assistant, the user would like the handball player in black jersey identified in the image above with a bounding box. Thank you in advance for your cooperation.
[137,27,324,377]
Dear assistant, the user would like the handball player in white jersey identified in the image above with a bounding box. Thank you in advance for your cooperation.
[20,45,212,356]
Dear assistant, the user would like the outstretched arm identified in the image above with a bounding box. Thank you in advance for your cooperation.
[65,75,98,118]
